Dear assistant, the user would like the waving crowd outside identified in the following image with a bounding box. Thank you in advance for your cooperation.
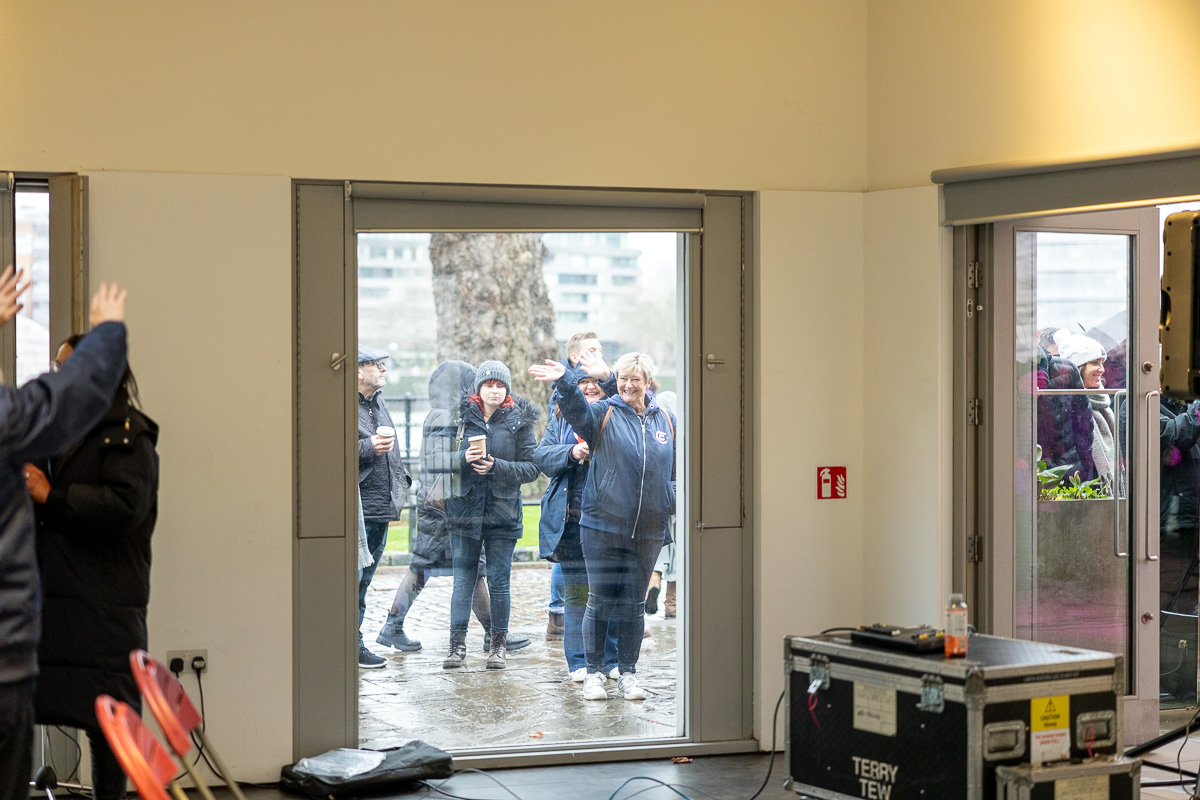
[356,332,678,703]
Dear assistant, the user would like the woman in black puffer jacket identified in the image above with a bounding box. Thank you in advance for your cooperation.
[25,334,158,800]
[442,360,539,671]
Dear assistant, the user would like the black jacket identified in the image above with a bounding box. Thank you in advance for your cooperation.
[358,390,412,521]
[34,385,158,727]
[0,322,127,685]
[445,395,539,540]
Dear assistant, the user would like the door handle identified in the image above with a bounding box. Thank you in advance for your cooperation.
[1114,389,1126,558]
[1145,390,1160,561]
[330,352,348,371]
[705,353,725,371]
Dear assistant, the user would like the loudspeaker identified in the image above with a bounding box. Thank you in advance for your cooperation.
[1161,211,1200,399]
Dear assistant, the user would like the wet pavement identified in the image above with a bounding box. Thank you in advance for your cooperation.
[359,564,679,751]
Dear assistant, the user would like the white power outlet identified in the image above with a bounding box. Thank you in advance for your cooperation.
[165,648,208,674]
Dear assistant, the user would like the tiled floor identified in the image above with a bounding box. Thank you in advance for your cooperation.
[358,564,680,751]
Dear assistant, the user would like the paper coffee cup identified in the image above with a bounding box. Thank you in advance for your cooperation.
[376,425,395,438]
[468,434,487,457]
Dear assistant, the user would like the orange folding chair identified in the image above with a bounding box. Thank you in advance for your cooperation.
[129,650,247,800]
[94,695,186,800]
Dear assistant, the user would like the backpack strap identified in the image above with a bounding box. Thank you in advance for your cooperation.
[595,406,613,453]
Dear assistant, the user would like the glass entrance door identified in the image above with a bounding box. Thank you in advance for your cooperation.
[993,208,1161,744]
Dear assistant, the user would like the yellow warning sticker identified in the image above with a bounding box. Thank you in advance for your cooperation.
[1031,695,1069,731]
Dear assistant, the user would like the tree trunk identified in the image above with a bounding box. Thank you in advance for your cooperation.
[428,233,557,416]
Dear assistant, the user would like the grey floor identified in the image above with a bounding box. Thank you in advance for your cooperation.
[213,753,794,800]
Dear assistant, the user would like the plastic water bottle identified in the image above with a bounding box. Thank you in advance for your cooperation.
[944,592,968,658]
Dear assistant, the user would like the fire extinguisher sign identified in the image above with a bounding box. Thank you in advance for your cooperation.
[817,467,847,499]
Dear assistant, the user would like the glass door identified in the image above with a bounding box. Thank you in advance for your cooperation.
[992,208,1161,744]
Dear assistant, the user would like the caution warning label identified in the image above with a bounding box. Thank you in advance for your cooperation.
[1031,696,1069,731]
[1030,695,1071,762]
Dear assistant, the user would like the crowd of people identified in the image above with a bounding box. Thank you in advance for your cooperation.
[356,331,677,702]
[0,273,160,800]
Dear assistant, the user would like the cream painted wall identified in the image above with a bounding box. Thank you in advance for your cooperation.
[868,0,1200,190]
[861,186,952,624]
[86,173,293,782]
[754,191,865,741]
[0,0,868,192]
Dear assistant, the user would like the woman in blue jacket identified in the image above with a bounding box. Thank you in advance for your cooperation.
[442,361,539,671]
[531,352,675,701]
[535,372,619,682]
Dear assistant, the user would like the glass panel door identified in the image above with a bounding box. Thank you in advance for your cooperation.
[354,231,686,752]
[996,208,1161,745]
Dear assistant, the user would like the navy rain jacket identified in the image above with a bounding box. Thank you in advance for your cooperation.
[0,321,127,684]
[553,369,676,540]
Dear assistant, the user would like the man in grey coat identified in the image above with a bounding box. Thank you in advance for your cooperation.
[356,346,411,668]
[0,273,130,800]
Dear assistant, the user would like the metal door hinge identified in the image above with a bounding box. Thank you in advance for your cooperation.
[917,674,945,713]
[344,181,353,200]
[967,398,981,426]
[968,261,981,289]
[966,534,981,563]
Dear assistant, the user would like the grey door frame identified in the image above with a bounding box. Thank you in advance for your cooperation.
[293,180,755,765]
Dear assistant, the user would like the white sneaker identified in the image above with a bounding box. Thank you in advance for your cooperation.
[582,671,608,700]
[569,667,588,682]
[607,667,620,680]
[618,672,646,700]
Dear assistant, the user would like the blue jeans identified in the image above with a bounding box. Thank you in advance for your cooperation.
[549,562,565,612]
[581,527,663,674]
[450,533,516,634]
[556,522,618,673]
[357,519,389,638]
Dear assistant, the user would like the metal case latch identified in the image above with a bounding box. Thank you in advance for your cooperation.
[808,655,831,694]
[917,674,944,713]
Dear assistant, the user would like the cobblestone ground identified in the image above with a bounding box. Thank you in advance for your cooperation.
[359,564,679,751]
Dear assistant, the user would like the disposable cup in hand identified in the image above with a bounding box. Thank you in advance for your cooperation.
[376,426,395,438]
[468,434,487,458]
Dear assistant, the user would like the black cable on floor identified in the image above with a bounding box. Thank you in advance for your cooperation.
[746,689,786,800]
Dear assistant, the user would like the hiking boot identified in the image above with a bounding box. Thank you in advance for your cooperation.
[582,671,608,700]
[645,574,661,616]
[358,644,386,669]
[442,631,468,669]
[485,630,507,670]
[376,614,422,651]
[546,611,565,640]
[618,672,646,700]
[483,629,531,652]
[664,581,677,619]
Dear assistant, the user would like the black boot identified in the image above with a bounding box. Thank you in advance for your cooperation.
[376,612,422,651]
[486,630,507,670]
[443,631,467,669]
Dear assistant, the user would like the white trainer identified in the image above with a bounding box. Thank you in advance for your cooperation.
[569,667,588,682]
[618,672,646,700]
[608,666,620,680]
[582,671,608,700]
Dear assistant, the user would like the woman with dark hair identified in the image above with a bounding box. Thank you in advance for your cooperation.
[25,334,158,800]
[442,360,539,670]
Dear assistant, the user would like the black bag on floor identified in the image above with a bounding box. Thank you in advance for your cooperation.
[280,742,453,798]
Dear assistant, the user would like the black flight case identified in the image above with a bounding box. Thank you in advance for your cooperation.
[784,633,1124,799]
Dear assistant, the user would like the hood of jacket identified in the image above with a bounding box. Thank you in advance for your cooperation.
[428,360,476,411]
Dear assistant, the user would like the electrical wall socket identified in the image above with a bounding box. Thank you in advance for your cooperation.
[166,648,208,673]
